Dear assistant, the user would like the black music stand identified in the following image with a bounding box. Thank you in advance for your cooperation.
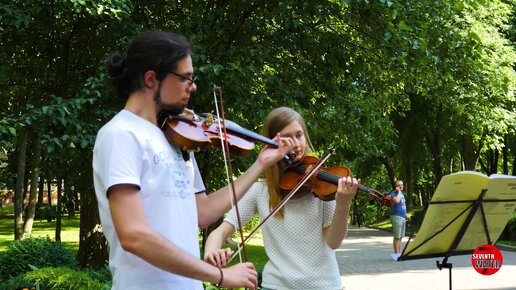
[397,171,516,290]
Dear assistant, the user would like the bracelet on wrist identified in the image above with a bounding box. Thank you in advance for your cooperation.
[215,267,224,287]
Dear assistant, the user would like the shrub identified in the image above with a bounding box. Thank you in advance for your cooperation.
[408,206,425,228]
[501,215,516,241]
[0,273,34,290]
[0,267,110,290]
[242,214,260,233]
[0,236,78,281]
[83,265,112,286]
[35,202,57,222]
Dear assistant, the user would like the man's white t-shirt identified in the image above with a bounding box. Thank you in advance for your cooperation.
[93,110,205,290]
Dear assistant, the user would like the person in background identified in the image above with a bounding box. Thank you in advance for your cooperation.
[93,30,295,290]
[389,179,410,259]
[204,107,358,290]
[355,207,363,228]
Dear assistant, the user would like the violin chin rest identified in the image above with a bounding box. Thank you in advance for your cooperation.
[313,192,336,201]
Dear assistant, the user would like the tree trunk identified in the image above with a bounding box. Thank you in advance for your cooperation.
[488,149,499,175]
[460,131,485,171]
[427,182,435,204]
[55,177,63,242]
[379,158,396,221]
[76,173,108,268]
[38,174,44,203]
[64,178,75,218]
[502,135,509,175]
[381,157,396,188]
[23,133,42,237]
[426,130,443,187]
[512,154,516,176]
[14,129,28,240]
[403,164,412,212]
[47,176,52,204]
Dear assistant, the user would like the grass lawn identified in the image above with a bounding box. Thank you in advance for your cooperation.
[0,205,269,271]
[224,232,268,271]
[0,206,81,253]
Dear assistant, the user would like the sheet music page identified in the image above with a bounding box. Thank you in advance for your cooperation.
[457,174,516,250]
[404,171,516,258]
[404,171,489,256]
[432,171,488,201]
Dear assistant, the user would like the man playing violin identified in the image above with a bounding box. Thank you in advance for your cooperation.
[92,31,295,290]
[204,107,359,290]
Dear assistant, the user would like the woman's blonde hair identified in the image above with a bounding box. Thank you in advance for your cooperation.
[262,107,314,219]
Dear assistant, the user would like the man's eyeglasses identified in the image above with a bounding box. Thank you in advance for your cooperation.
[168,71,197,86]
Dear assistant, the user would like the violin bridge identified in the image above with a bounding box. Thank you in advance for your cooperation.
[204,113,214,127]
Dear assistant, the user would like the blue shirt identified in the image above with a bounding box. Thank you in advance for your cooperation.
[390,191,406,217]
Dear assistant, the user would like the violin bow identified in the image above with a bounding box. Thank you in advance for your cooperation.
[228,149,334,264]
[212,85,249,263]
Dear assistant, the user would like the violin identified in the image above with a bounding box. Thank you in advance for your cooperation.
[160,109,295,164]
[279,155,393,206]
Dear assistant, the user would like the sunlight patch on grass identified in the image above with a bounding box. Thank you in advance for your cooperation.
[225,231,267,271]
[497,240,516,247]
[0,206,80,253]
[369,219,393,232]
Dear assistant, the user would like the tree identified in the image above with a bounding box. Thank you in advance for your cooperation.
[0,0,133,266]
[1,0,515,270]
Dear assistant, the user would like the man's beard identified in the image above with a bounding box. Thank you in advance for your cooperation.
[154,89,185,116]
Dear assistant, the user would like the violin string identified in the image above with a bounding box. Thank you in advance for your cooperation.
[213,86,248,263]
[304,166,390,204]
[228,149,334,264]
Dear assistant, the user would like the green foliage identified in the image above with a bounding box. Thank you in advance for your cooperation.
[0,273,35,290]
[406,206,426,229]
[0,236,78,281]
[501,215,516,241]
[0,0,515,269]
[0,0,133,192]
[0,267,111,290]
[81,265,112,286]
[35,203,57,222]
[241,214,261,233]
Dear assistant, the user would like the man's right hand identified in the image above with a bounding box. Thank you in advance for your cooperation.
[222,262,258,290]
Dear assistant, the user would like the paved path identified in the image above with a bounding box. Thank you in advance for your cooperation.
[337,226,516,290]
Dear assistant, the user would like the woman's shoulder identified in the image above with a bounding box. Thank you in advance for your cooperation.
[242,179,268,201]
[251,179,268,194]
[238,180,269,207]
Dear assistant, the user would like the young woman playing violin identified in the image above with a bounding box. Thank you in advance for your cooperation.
[204,107,358,290]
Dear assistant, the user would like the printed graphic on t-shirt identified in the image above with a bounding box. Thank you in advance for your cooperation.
[155,148,195,200]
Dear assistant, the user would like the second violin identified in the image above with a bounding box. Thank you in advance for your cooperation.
[279,155,393,206]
